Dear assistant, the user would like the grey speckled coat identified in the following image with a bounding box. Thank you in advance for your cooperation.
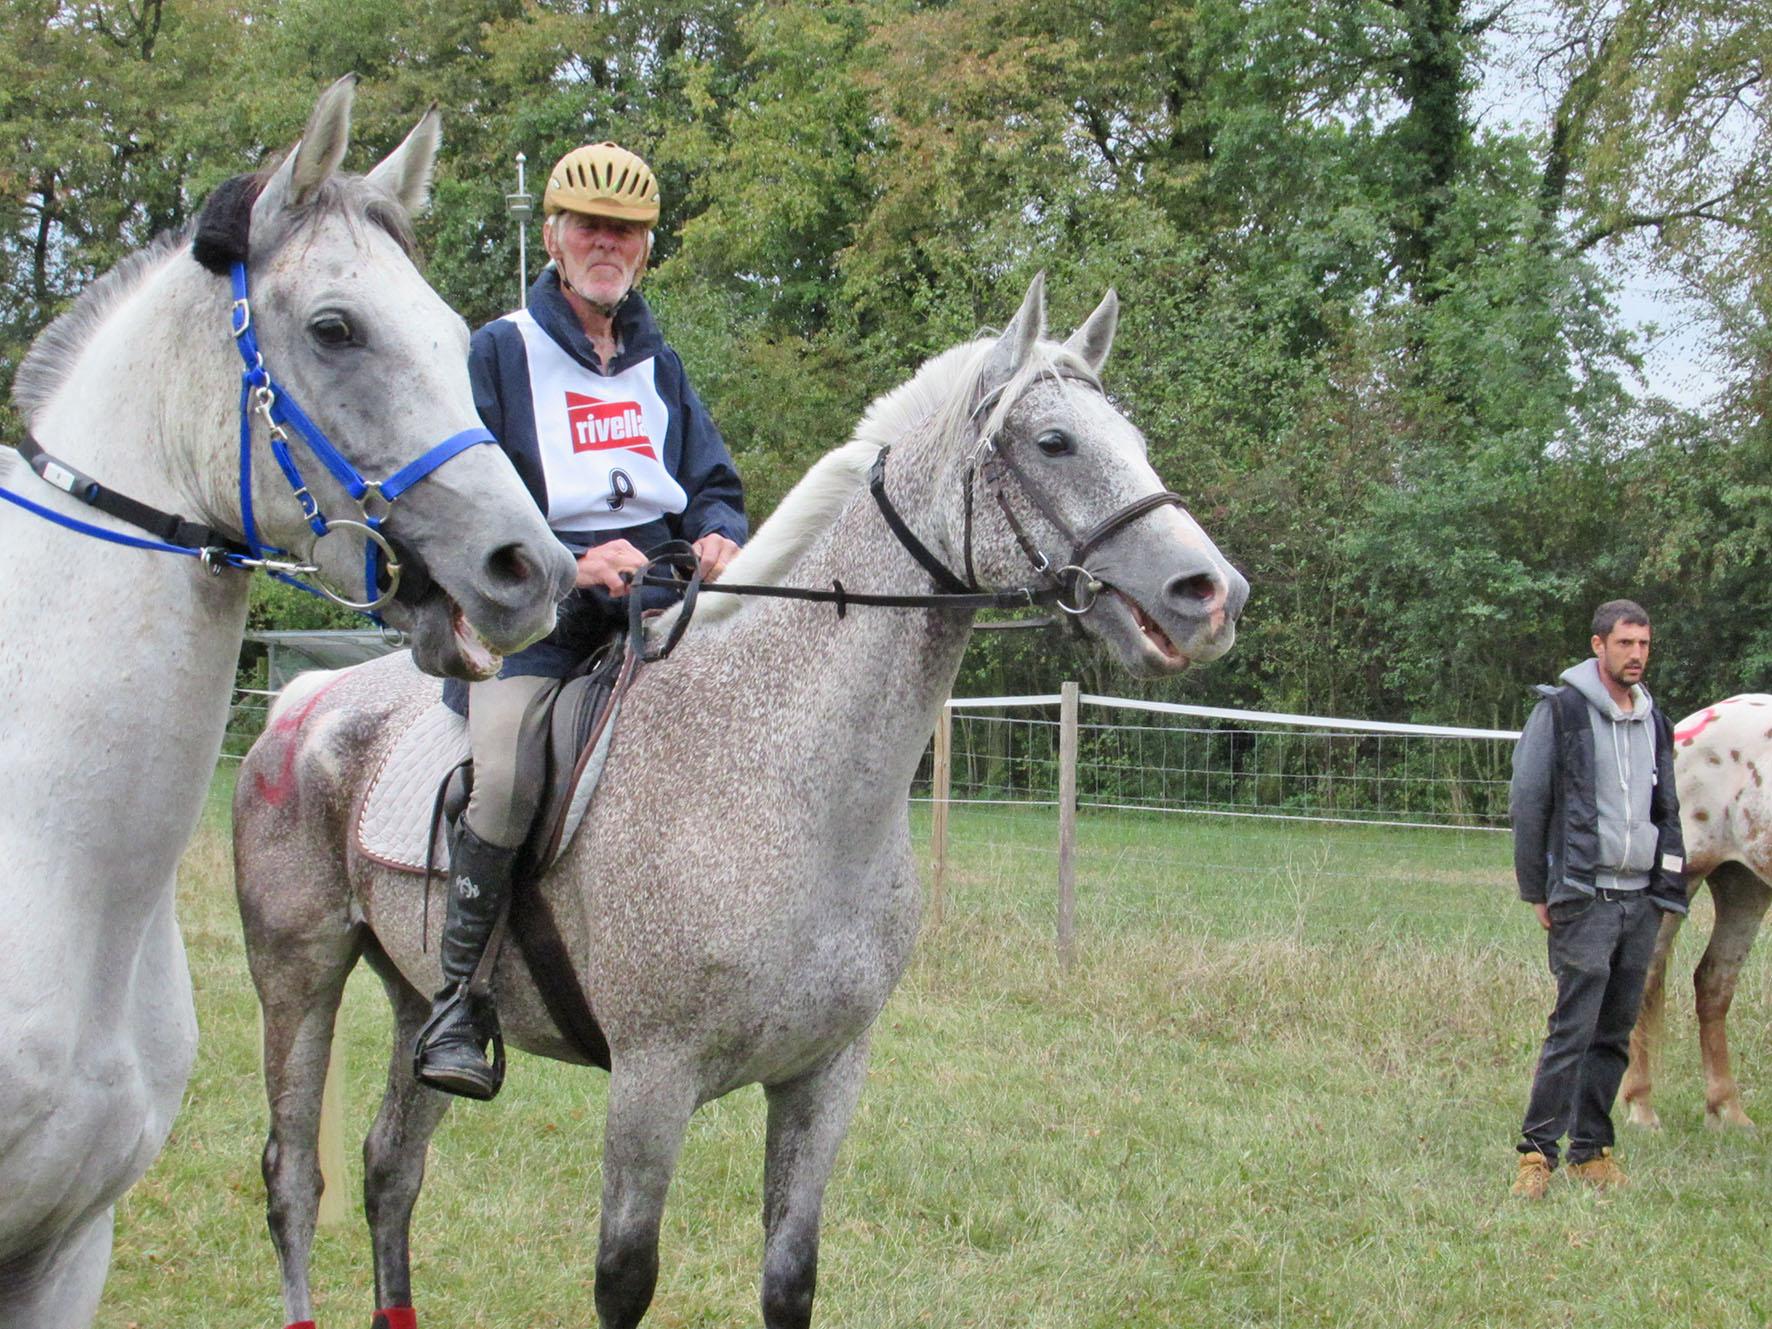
[231,277,1249,1329]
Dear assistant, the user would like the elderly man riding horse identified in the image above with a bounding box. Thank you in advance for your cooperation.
[413,142,747,1099]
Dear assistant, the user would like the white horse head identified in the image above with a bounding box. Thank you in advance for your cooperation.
[220,76,576,671]
[15,74,574,676]
[943,274,1247,674]
[674,273,1246,675]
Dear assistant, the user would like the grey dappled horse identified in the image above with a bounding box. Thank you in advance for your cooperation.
[232,276,1248,1328]
[0,78,572,1328]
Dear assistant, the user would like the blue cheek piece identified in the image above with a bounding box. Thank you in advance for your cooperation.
[227,262,495,616]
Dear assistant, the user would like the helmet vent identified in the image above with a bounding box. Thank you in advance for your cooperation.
[541,142,661,224]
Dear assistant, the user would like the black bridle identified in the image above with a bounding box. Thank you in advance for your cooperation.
[639,369,1188,649]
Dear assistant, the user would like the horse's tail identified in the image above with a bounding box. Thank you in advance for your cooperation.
[317,1037,348,1226]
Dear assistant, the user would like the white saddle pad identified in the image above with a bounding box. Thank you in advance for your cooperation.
[355,689,626,875]
[357,702,471,873]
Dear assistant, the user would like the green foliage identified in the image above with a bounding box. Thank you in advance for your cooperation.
[5,0,1767,729]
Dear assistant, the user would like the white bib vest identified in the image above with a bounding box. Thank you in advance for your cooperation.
[507,308,688,532]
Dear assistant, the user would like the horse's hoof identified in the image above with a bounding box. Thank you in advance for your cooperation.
[1704,1102,1756,1130]
[1623,1101,1662,1131]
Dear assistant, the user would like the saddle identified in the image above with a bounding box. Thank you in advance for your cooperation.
[356,647,636,1070]
[356,544,705,1071]
[357,650,629,880]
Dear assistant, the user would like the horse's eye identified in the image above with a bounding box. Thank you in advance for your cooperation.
[310,315,356,348]
[1037,429,1074,457]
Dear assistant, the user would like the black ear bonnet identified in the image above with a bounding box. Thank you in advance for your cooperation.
[190,173,264,275]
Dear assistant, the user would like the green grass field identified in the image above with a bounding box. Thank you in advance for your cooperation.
[97,772,1772,1328]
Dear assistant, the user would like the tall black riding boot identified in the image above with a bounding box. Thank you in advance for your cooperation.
[413,821,518,1100]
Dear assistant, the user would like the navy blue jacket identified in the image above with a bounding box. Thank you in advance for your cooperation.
[445,270,745,708]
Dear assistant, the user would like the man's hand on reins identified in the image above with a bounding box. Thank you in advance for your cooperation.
[576,539,650,595]
[692,533,740,582]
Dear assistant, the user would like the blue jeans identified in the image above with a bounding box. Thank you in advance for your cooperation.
[1519,890,1662,1165]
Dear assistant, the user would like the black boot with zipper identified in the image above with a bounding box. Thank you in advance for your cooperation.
[412,820,517,1100]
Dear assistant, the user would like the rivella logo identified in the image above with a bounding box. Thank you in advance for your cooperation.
[566,392,656,459]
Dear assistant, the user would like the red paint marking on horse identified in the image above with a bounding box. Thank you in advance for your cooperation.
[252,678,343,808]
[1677,706,1725,746]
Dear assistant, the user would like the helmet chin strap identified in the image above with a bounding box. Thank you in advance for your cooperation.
[560,271,631,320]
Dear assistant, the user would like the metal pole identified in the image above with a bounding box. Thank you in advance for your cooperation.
[931,700,952,927]
[506,153,533,306]
[1058,680,1078,970]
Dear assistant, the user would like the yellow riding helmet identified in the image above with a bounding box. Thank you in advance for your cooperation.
[542,142,660,225]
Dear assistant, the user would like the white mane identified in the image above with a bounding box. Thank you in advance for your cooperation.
[653,332,1096,639]
[12,230,193,424]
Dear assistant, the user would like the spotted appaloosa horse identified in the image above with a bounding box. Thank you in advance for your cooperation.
[1621,695,1772,1130]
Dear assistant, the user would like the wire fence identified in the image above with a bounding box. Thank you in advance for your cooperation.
[916,693,1520,832]
[906,688,1525,963]
[222,687,277,762]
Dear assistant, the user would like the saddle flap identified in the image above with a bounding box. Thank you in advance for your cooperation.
[356,657,627,879]
[523,664,625,876]
[357,701,472,873]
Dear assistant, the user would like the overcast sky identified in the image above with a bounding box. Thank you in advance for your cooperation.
[1472,6,1721,412]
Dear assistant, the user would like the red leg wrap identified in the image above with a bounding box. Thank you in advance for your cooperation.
[371,1308,418,1329]
[286,1322,318,1329]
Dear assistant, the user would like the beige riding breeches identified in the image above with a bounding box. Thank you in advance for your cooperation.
[464,674,556,849]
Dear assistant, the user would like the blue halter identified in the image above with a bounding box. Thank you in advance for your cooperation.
[228,261,495,614]
[0,259,495,622]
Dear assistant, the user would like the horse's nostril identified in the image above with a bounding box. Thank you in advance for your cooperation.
[1171,572,1218,603]
[485,543,533,588]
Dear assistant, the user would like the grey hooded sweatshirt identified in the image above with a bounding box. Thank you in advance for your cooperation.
[1510,657,1672,904]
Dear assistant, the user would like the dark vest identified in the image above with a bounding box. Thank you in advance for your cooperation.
[1542,683,1687,908]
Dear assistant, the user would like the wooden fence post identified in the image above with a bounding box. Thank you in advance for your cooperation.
[1058,680,1078,970]
[930,699,951,927]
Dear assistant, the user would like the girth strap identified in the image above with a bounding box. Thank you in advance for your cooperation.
[508,885,612,1070]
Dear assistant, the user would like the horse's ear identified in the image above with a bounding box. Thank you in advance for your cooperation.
[366,105,442,216]
[981,272,1046,388]
[1062,289,1118,373]
[258,74,358,216]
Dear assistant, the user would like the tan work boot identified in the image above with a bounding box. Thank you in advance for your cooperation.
[1511,1151,1553,1199]
[1568,1147,1628,1189]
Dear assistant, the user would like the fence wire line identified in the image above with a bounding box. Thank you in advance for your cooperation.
[951,692,1522,740]
[224,673,1517,833]
[925,699,1517,832]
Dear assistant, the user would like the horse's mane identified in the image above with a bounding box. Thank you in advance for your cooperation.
[13,170,415,429]
[656,332,1098,637]
[12,227,196,425]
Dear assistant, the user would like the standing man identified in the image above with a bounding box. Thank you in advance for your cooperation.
[1509,599,1687,1197]
[412,141,746,1100]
